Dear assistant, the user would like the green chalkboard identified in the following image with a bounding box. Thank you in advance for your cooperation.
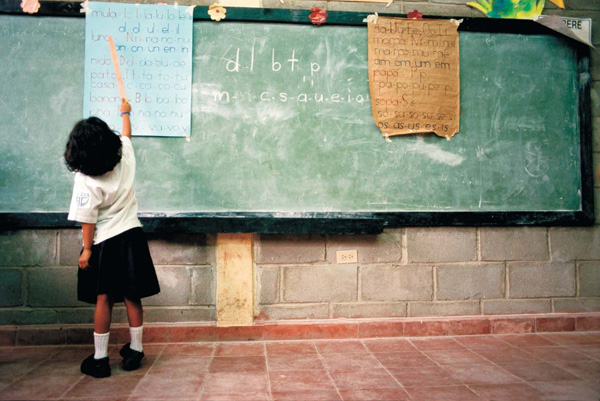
[0,5,593,233]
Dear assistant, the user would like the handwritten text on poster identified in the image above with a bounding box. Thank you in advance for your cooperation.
[368,17,460,138]
[83,2,193,137]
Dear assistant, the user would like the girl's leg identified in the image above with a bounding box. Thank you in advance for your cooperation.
[94,294,114,333]
[124,297,144,353]
[93,294,113,360]
[124,297,143,327]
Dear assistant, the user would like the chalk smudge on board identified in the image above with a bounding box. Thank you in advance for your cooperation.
[256,102,297,124]
[50,87,78,114]
[0,97,32,136]
[406,136,464,166]
[197,83,232,118]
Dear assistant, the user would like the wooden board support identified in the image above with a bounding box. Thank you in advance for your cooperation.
[216,233,255,327]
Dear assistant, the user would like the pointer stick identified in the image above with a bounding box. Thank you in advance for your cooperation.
[107,35,127,101]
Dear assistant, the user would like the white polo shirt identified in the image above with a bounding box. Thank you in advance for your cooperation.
[68,136,142,244]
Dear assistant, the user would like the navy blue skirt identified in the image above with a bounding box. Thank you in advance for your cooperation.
[78,227,160,304]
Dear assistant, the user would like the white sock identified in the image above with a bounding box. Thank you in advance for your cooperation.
[94,332,110,359]
[130,326,143,353]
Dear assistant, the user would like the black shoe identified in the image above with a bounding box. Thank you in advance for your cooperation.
[80,354,111,378]
[119,342,145,371]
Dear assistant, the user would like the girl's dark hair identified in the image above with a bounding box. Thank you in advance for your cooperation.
[64,117,122,176]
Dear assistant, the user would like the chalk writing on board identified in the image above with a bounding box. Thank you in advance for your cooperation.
[202,44,370,108]
[83,2,193,137]
[223,48,323,75]
[368,17,460,138]
[209,90,369,105]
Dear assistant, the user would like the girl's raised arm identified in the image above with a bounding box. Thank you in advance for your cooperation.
[120,99,131,138]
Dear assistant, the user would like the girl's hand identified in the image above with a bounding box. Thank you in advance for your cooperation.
[119,98,132,137]
[119,98,131,114]
[79,249,92,269]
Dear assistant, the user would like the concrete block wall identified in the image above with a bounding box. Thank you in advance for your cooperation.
[256,228,600,320]
[1,0,599,326]
[3,226,600,325]
[0,231,217,325]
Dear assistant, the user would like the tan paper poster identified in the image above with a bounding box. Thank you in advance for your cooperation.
[368,17,461,138]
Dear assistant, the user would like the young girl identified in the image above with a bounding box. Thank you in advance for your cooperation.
[64,99,160,378]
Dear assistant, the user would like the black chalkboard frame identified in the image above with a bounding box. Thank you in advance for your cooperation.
[0,1,593,233]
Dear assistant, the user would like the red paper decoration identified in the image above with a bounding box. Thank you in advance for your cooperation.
[309,7,328,26]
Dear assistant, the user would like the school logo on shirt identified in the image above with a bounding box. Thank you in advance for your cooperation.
[75,192,91,209]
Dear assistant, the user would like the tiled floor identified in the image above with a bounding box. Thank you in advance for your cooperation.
[1,332,599,400]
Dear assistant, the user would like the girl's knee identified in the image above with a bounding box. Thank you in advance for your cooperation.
[124,297,142,305]
[96,294,114,306]
[124,297,143,312]
[97,294,109,303]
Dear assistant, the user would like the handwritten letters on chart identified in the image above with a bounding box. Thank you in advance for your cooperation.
[83,2,193,137]
[368,17,460,138]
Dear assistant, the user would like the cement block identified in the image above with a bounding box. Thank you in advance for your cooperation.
[408,301,480,317]
[0,230,57,267]
[110,307,129,324]
[56,300,215,324]
[257,234,325,264]
[262,0,326,10]
[260,303,329,320]
[406,3,480,17]
[430,0,471,3]
[0,269,23,306]
[595,188,600,224]
[567,0,600,11]
[361,265,433,301]
[407,228,476,263]
[258,265,279,304]
[593,46,600,87]
[594,81,600,118]
[331,302,407,318]
[56,308,95,324]
[326,0,401,13]
[327,231,402,264]
[554,297,600,312]
[480,227,548,261]
[482,299,552,315]
[550,227,600,261]
[144,266,192,306]
[59,229,82,266]
[148,234,215,265]
[144,307,216,322]
[437,263,505,300]
[191,266,215,305]
[509,262,576,298]
[595,148,600,185]
[28,267,84,307]
[579,262,600,297]
[594,119,600,152]
[283,265,357,302]
[0,309,58,325]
